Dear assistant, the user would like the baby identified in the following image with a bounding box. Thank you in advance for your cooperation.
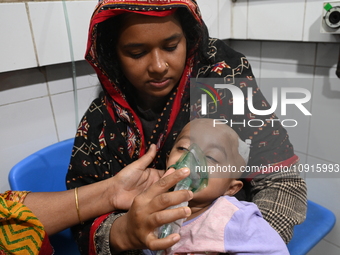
[152,118,289,255]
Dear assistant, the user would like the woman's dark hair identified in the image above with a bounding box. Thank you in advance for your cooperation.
[175,7,210,62]
[96,7,210,83]
[96,14,126,83]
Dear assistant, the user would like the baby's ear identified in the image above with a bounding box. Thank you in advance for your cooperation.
[224,179,243,196]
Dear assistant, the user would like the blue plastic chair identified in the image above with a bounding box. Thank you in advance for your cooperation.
[287,200,336,255]
[8,138,80,255]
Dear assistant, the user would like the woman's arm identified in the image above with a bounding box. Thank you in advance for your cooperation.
[23,144,164,236]
[23,182,111,236]
[250,165,307,243]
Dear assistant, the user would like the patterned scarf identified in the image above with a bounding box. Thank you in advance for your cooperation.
[67,0,204,189]
[0,191,53,255]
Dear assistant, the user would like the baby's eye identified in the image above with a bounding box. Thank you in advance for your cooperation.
[206,155,219,164]
[177,146,189,152]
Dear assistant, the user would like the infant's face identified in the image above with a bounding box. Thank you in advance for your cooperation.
[167,119,244,207]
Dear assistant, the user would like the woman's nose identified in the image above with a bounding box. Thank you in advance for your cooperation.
[148,50,168,75]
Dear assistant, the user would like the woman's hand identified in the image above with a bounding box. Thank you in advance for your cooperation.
[110,167,193,252]
[108,144,165,210]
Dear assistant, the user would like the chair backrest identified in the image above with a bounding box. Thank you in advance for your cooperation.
[287,200,336,255]
[9,138,75,192]
[8,138,80,255]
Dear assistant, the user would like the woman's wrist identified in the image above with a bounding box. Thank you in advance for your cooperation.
[100,176,120,212]
[109,214,131,253]
[92,212,126,254]
[76,179,117,223]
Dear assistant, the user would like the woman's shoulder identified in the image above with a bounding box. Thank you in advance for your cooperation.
[209,38,245,59]
[80,92,110,124]
[75,92,113,139]
[196,37,251,78]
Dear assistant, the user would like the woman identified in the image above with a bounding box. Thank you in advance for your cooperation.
[66,0,307,254]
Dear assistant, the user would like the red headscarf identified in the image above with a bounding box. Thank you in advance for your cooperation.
[84,0,202,157]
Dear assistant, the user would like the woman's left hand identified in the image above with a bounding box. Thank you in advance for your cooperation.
[106,144,165,210]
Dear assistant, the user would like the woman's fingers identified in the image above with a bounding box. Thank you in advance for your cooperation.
[144,206,192,251]
[149,190,193,214]
[146,233,181,251]
[146,167,190,195]
[131,144,157,171]
[132,170,192,216]
[150,205,191,229]
[133,167,192,213]
[161,167,175,178]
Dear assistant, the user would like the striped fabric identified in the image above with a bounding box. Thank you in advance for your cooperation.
[0,192,48,255]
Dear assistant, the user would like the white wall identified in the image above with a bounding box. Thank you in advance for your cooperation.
[1,0,340,253]
[0,0,97,72]
[0,0,230,73]
[231,0,340,42]
[0,61,101,191]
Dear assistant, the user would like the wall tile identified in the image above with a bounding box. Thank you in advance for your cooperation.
[197,0,219,38]
[64,1,97,61]
[0,98,58,191]
[46,61,98,95]
[0,3,37,72]
[248,60,260,81]
[230,0,247,39]
[229,40,261,62]
[75,61,99,89]
[248,0,305,41]
[308,239,340,255]
[261,41,316,66]
[0,68,48,106]
[46,64,74,94]
[50,91,77,142]
[305,157,340,247]
[304,0,340,42]
[260,60,315,79]
[308,67,340,162]
[218,0,231,39]
[316,43,339,68]
[28,2,70,66]
[260,63,313,154]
